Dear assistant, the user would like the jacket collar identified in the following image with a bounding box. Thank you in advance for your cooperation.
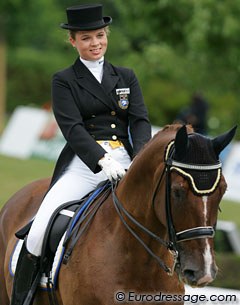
[73,58,119,109]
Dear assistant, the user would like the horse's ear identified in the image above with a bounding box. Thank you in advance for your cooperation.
[174,125,188,160]
[212,125,237,156]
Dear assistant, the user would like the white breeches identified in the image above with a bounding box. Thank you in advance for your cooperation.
[26,142,131,256]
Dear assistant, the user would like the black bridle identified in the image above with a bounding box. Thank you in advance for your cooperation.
[163,157,219,253]
[111,143,222,275]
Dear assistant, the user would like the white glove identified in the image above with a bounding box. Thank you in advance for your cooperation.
[98,153,126,181]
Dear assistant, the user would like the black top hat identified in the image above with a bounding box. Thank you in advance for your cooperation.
[60,4,112,31]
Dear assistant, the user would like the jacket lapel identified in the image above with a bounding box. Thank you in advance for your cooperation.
[101,61,119,94]
[73,58,119,109]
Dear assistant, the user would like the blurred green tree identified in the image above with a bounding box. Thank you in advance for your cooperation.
[1,0,239,136]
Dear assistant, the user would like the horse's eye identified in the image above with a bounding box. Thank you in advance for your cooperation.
[172,185,186,201]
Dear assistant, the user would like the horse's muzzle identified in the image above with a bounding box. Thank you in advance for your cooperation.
[180,263,218,287]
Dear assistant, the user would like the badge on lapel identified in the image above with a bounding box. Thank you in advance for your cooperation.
[116,88,130,110]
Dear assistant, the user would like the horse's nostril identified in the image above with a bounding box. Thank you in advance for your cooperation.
[183,269,197,285]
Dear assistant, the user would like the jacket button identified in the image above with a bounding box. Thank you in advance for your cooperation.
[112,135,117,140]
[111,124,116,128]
[111,111,116,116]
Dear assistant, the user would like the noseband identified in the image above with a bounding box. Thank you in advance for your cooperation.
[112,139,222,275]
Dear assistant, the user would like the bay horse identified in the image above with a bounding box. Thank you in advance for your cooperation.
[0,124,236,305]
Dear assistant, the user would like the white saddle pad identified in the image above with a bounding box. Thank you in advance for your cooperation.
[10,233,66,290]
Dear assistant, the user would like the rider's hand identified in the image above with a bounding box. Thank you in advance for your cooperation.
[98,153,126,181]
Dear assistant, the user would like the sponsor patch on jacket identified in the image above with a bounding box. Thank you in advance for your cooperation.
[116,88,130,95]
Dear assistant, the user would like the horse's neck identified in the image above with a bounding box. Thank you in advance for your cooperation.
[115,152,167,241]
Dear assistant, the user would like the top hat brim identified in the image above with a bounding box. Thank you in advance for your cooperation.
[60,16,112,31]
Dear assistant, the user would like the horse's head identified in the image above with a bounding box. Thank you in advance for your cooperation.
[154,125,237,287]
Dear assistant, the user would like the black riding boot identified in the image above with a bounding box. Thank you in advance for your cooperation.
[10,241,40,305]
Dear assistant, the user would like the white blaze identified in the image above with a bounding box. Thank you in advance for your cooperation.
[202,196,213,278]
[202,195,208,226]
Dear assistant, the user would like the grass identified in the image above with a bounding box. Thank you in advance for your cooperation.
[218,200,240,229]
[0,155,54,207]
[1,154,240,227]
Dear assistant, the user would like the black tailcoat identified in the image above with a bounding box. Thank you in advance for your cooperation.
[50,58,151,186]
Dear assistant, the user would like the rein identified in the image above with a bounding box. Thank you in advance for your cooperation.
[111,183,171,274]
[111,167,178,276]
[111,141,222,276]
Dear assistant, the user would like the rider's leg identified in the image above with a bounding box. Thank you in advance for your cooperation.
[10,157,105,305]
[26,169,100,256]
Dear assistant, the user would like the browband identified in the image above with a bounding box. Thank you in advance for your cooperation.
[166,159,222,171]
